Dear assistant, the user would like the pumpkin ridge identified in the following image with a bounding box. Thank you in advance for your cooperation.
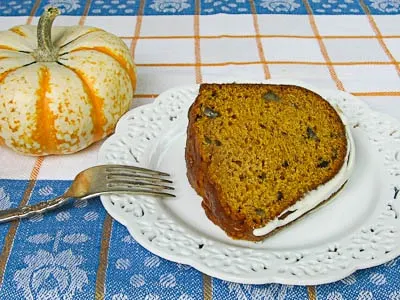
[9,27,26,37]
[0,68,18,84]
[0,47,31,55]
[0,62,37,85]
[32,66,58,154]
[0,46,16,51]
[67,46,136,91]
[58,28,103,50]
[1,8,135,156]
[61,64,106,142]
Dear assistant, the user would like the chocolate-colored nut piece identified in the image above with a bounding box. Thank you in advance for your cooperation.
[258,172,267,180]
[317,160,330,168]
[307,127,318,140]
[204,107,220,118]
[263,91,280,102]
[204,136,212,144]
[255,208,266,217]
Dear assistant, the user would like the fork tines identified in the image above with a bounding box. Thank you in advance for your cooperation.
[105,164,175,197]
[105,164,170,176]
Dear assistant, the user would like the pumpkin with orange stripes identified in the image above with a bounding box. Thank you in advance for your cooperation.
[0,7,136,156]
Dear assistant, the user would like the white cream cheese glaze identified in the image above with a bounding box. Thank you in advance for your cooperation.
[253,122,355,237]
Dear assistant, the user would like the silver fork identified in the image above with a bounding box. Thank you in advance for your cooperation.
[0,164,175,223]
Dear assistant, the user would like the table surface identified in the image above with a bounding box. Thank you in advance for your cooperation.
[0,0,399,299]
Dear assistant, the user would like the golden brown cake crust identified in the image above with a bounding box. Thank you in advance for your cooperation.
[185,83,348,241]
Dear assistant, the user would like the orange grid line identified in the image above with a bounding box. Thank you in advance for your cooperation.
[30,157,45,179]
[134,61,398,67]
[133,93,159,98]
[94,1,146,298]
[79,0,92,26]
[0,3,47,288]
[360,0,400,77]
[303,0,345,91]
[203,273,213,300]
[132,92,400,99]
[95,215,113,300]
[0,157,44,287]
[130,0,146,59]
[250,0,271,79]
[26,0,41,25]
[194,0,202,83]
[308,286,317,300]
[193,1,213,295]
[120,34,400,40]
[352,91,400,96]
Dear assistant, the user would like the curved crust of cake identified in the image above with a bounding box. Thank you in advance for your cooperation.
[186,101,258,240]
[185,83,348,241]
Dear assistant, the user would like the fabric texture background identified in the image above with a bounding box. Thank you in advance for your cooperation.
[0,0,399,299]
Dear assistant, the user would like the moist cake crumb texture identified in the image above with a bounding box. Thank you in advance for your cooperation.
[185,83,348,241]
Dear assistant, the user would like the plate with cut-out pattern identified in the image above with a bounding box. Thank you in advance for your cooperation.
[98,79,400,285]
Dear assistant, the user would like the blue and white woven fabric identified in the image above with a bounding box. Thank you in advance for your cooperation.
[0,0,399,299]
[0,0,399,15]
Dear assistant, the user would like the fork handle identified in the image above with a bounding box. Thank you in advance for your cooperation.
[0,195,70,223]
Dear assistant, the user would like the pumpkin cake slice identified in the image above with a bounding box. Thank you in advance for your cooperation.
[185,83,355,241]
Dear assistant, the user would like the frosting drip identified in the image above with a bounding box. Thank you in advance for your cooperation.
[253,125,355,237]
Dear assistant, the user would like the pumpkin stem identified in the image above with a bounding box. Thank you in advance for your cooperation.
[33,7,60,62]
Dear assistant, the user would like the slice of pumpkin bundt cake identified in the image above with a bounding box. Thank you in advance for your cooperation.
[185,83,355,241]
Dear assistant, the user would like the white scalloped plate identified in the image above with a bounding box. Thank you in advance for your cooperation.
[97,80,400,285]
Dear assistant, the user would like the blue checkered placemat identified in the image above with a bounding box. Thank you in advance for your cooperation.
[1,180,400,299]
[0,0,400,299]
[0,0,399,16]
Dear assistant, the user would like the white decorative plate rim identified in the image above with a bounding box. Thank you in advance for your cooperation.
[98,79,400,285]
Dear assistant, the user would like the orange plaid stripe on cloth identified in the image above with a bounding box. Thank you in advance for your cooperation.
[0,1,399,299]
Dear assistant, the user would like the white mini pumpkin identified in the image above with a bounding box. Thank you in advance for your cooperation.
[0,7,136,155]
